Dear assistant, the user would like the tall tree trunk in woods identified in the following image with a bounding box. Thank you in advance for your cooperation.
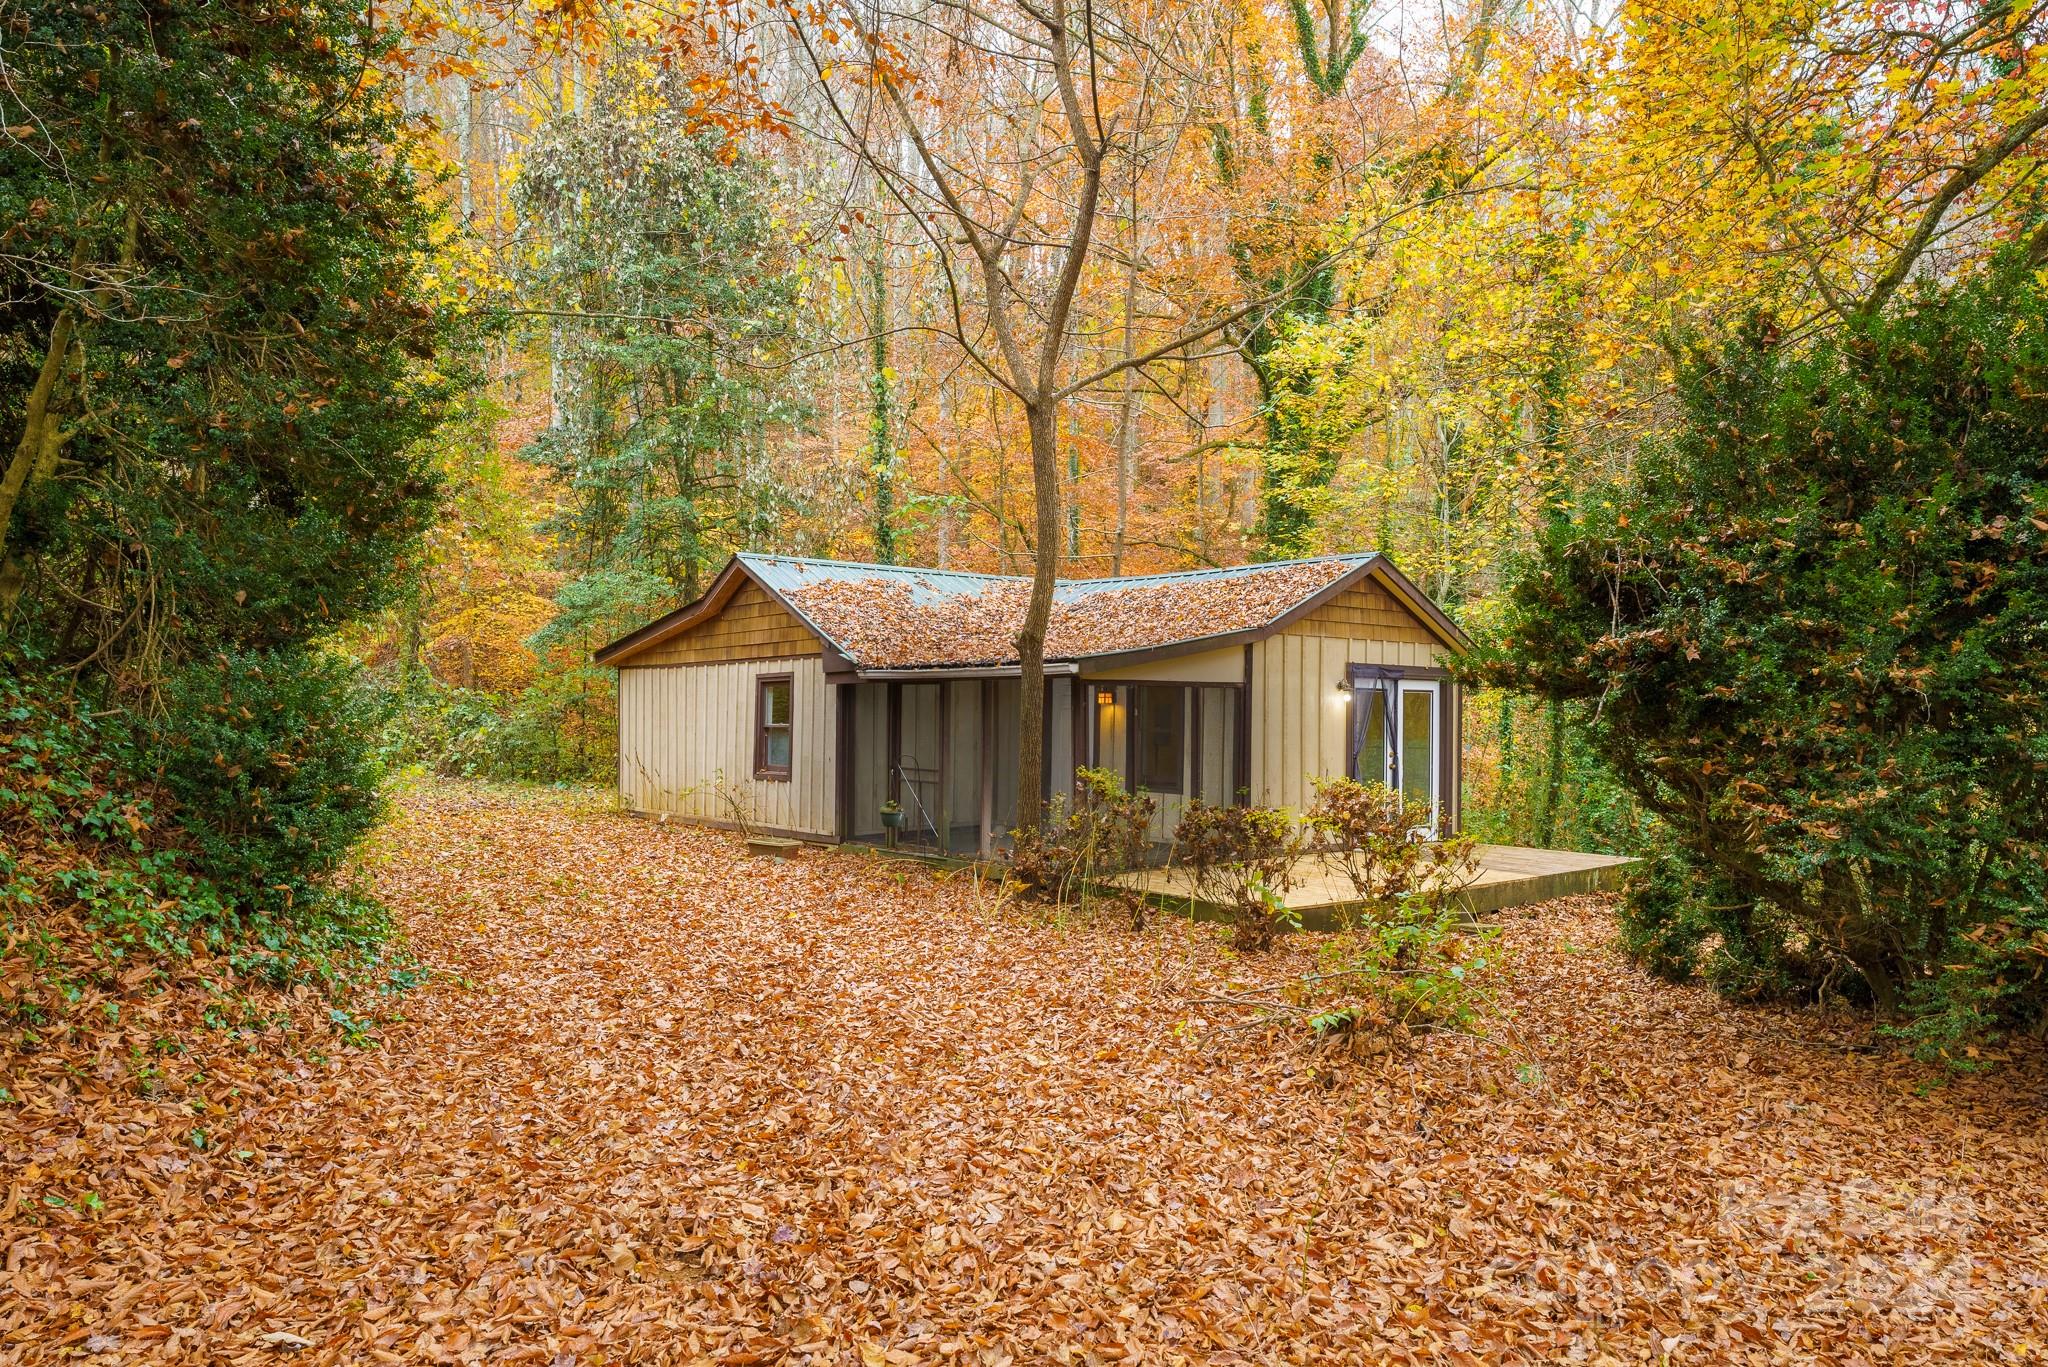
[1111,264,1140,575]
[1066,412,1082,561]
[868,243,898,564]
[994,400,1011,573]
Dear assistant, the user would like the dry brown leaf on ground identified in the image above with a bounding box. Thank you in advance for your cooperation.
[4,781,2046,1363]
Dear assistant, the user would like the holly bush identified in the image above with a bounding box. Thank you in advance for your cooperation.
[1479,258,2048,1063]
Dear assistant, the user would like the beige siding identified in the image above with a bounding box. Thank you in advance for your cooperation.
[1249,633,1447,813]
[617,658,837,838]
[1082,643,1245,684]
[1247,577,1453,815]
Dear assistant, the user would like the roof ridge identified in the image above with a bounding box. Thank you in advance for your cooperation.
[738,552,1026,582]
[739,550,1376,588]
[1063,553,1378,588]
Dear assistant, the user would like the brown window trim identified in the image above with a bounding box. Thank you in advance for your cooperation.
[754,672,794,781]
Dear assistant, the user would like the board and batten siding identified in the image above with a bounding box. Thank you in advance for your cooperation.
[617,658,837,839]
[1247,579,1456,822]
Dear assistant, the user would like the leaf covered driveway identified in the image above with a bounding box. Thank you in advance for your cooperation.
[7,784,2046,1363]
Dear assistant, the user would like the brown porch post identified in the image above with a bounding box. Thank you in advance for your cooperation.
[886,681,902,817]
[1071,676,1088,789]
[835,683,854,844]
[1236,645,1253,806]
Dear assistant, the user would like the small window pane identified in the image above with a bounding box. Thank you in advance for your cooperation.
[757,677,793,778]
[1356,693,1387,786]
[1401,688,1434,809]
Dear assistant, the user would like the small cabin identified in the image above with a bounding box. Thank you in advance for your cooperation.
[594,552,1472,856]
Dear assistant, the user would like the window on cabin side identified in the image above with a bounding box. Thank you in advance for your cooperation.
[755,675,793,779]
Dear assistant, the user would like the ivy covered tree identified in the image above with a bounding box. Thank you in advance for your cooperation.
[1209,0,1374,560]
[1480,259,2048,1060]
[515,62,807,648]
[0,0,451,670]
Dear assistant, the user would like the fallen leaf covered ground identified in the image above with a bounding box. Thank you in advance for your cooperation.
[6,782,2047,1364]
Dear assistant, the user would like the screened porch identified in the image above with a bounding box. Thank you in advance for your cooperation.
[839,676,1245,858]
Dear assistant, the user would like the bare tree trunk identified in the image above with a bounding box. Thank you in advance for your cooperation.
[994,400,1011,573]
[1014,401,1062,821]
[1111,264,1139,574]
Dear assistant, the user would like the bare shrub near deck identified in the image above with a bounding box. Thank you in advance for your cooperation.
[1189,892,1506,1051]
[1301,902,1506,1050]
[1172,801,1304,951]
[1305,777,1480,917]
[1007,768,1155,927]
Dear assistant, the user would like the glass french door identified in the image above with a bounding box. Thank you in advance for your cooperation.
[1398,681,1440,837]
[1350,675,1442,838]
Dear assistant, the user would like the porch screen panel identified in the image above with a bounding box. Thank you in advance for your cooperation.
[1045,683,1074,801]
[849,683,890,839]
[897,684,943,846]
[1130,686,1185,794]
[946,680,983,848]
[990,679,1021,837]
[1195,686,1240,805]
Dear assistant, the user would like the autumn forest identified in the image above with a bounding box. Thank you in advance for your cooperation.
[4,0,2048,1360]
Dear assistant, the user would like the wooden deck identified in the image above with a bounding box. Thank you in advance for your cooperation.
[1118,843,1637,927]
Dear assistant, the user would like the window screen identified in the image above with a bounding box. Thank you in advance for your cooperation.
[1131,685,1185,793]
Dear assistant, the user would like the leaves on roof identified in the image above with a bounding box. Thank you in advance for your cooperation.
[781,560,1357,667]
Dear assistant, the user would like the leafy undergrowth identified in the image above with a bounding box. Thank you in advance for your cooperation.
[6,783,2047,1363]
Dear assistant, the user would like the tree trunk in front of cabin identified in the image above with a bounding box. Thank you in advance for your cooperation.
[1014,401,1062,831]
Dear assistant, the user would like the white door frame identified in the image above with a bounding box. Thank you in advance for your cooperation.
[1397,679,1441,839]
